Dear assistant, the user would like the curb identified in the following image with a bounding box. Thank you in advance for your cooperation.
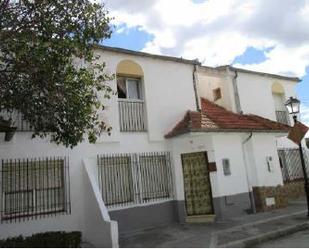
[220,222,309,248]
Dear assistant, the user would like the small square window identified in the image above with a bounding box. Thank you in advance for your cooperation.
[223,159,231,176]
[213,88,222,101]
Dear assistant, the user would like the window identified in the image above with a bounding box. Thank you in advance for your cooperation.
[117,76,142,100]
[1,158,70,223]
[139,155,171,201]
[98,156,134,206]
[213,88,222,101]
[97,152,174,208]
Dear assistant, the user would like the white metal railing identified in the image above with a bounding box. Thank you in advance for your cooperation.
[275,110,290,125]
[118,99,147,132]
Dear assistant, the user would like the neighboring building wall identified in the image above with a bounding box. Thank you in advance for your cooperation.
[234,72,297,121]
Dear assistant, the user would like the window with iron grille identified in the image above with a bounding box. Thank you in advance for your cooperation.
[278,148,309,183]
[0,157,71,223]
[98,155,134,206]
[139,155,171,201]
[98,152,174,208]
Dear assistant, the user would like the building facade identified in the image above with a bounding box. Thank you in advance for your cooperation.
[0,46,306,247]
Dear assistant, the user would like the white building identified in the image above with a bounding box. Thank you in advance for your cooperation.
[0,46,306,247]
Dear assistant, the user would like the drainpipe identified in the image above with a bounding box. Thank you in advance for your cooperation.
[192,63,201,111]
[231,69,242,114]
[242,132,257,214]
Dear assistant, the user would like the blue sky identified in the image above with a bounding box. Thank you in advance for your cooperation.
[103,0,309,126]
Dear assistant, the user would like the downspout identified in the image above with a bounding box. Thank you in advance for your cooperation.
[242,132,257,214]
[231,69,242,114]
[192,63,201,111]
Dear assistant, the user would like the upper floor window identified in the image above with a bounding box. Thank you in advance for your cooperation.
[117,76,142,100]
[116,60,147,132]
[272,82,290,125]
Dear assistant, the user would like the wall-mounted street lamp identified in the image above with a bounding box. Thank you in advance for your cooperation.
[285,96,309,217]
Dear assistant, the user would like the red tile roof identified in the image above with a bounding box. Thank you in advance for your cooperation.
[165,98,291,138]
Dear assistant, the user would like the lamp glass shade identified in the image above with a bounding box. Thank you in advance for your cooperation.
[285,97,300,114]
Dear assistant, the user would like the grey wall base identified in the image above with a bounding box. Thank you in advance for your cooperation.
[110,193,252,236]
[213,192,252,219]
[109,200,185,237]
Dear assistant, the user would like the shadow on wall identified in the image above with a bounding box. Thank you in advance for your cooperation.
[306,138,309,149]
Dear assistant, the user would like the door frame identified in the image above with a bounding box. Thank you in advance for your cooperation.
[181,151,215,217]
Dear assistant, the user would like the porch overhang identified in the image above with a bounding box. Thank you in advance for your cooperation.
[165,128,289,139]
[165,98,291,139]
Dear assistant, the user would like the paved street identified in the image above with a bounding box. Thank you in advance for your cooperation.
[120,198,308,248]
[256,229,309,248]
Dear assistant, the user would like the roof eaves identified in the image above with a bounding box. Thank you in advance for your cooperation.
[216,65,300,82]
[165,127,289,139]
[93,44,201,66]
[190,128,290,134]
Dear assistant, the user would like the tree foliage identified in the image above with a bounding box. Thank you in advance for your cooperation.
[0,0,114,147]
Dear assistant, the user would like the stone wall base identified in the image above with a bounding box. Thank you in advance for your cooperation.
[253,181,305,212]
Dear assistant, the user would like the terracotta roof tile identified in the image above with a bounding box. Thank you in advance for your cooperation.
[165,98,290,138]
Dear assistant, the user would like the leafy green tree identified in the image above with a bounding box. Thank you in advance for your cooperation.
[0,0,114,147]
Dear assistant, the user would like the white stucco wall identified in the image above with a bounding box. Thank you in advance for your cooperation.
[83,158,118,247]
[235,72,297,121]
[212,134,250,196]
[167,133,215,200]
[198,68,299,150]
[168,132,254,200]
[247,134,284,187]
[168,132,286,202]
[0,48,198,244]
[196,67,235,111]
[94,48,197,142]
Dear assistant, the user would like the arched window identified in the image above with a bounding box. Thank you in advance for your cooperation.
[116,60,144,100]
[116,60,147,132]
[272,82,289,125]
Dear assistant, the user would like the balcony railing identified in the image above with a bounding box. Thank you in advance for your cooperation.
[275,110,290,125]
[118,99,147,132]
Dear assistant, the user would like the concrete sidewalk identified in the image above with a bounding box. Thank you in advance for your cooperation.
[120,198,309,248]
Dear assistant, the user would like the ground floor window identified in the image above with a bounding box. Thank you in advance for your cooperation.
[0,157,71,223]
[278,148,309,183]
[97,152,174,208]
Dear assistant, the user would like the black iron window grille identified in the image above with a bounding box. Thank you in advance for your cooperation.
[97,152,174,208]
[278,148,309,183]
[0,157,71,223]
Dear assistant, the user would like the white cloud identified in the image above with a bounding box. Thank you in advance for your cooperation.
[301,104,309,124]
[300,104,309,137]
[105,0,309,78]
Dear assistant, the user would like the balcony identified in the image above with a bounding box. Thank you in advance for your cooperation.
[118,99,147,132]
[275,110,290,125]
